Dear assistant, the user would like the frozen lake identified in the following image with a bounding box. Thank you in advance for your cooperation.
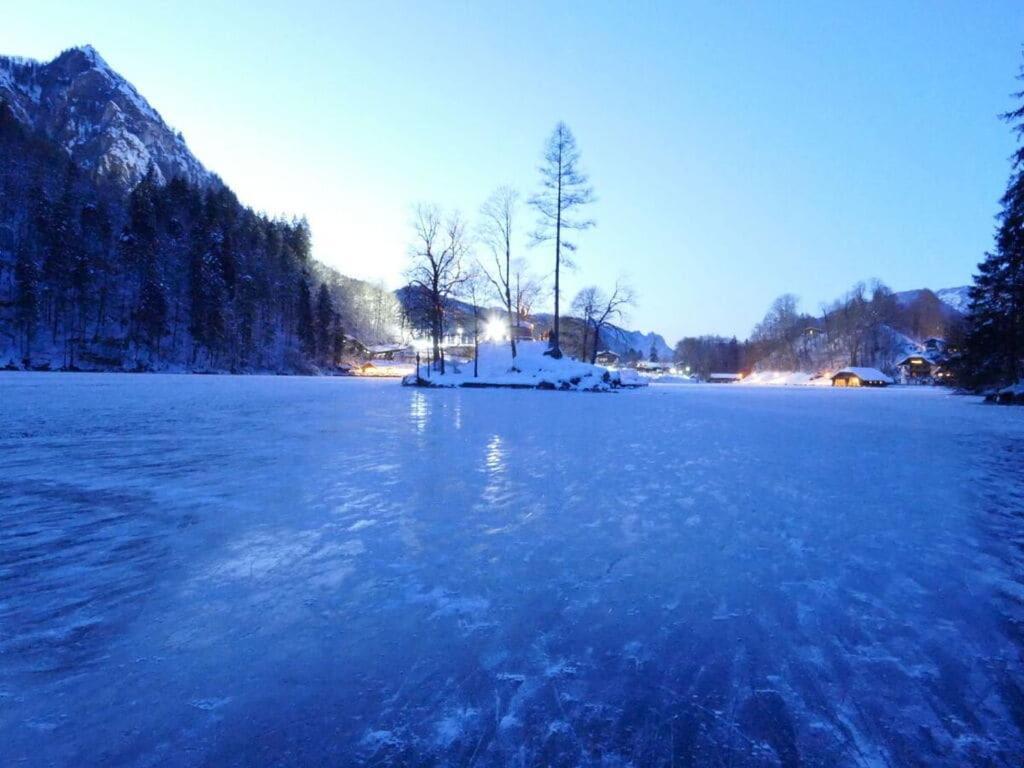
[2,374,1024,766]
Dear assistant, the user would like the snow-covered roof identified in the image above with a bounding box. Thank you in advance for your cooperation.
[709,372,743,380]
[832,367,894,383]
[895,354,935,367]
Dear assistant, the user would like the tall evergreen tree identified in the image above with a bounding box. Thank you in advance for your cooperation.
[41,168,82,341]
[296,278,315,359]
[13,245,39,364]
[136,255,168,356]
[962,61,1024,387]
[315,282,334,361]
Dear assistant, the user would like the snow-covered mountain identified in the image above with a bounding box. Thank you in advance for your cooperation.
[895,286,971,318]
[525,311,673,360]
[0,45,218,191]
[598,325,674,361]
[935,286,971,315]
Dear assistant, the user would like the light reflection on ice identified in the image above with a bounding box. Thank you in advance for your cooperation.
[485,434,504,474]
[409,389,429,434]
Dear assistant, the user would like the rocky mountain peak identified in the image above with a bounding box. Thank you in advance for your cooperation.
[0,45,219,193]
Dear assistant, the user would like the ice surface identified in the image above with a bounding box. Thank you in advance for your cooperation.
[2,374,1024,766]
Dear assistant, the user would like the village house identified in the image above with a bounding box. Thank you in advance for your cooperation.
[594,350,620,366]
[367,343,415,362]
[636,360,675,375]
[831,367,893,387]
[894,354,935,384]
[708,372,744,383]
[511,321,535,341]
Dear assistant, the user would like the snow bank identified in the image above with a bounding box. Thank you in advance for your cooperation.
[614,368,650,388]
[403,341,641,392]
[740,371,832,387]
[645,373,698,385]
[988,381,1024,405]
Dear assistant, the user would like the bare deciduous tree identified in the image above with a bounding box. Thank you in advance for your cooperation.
[479,186,519,361]
[581,280,634,364]
[511,258,542,333]
[571,286,599,362]
[404,204,469,374]
[459,264,488,378]
[529,122,595,359]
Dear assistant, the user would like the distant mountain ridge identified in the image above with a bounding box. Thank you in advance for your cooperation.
[895,285,971,319]
[935,286,971,315]
[0,45,218,192]
[599,325,674,361]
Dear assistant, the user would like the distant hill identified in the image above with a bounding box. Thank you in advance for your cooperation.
[896,285,970,317]
[891,286,968,342]
[743,284,969,375]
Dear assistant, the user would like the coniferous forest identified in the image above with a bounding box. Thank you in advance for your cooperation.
[0,97,399,373]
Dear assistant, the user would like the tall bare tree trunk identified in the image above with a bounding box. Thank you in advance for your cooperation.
[550,154,563,358]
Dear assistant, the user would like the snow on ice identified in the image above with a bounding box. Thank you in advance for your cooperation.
[1,373,1024,766]
[404,340,643,391]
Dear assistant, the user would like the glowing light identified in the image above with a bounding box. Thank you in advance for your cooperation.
[485,317,506,342]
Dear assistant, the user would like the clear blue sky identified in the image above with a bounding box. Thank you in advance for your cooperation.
[5,2,1023,342]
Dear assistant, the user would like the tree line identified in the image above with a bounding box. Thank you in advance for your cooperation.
[674,280,960,378]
